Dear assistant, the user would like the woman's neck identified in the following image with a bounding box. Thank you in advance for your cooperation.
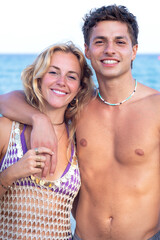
[43,107,65,126]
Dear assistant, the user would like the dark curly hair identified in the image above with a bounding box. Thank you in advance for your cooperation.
[82,4,139,47]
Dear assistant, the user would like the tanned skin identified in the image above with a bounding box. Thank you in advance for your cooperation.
[1,20,160,240]
[73,21,160,240]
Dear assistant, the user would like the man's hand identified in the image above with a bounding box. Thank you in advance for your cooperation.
[31,113,58,177]
[0,91,58,177]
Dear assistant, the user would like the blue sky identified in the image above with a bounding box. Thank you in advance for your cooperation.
[0,0,160,54]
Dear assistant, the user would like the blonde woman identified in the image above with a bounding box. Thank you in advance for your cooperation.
[0,42,94,240]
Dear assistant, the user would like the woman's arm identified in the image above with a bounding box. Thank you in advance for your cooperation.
[0,91,58,176]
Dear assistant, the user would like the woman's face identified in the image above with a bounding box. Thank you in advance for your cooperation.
[41,51,81,111]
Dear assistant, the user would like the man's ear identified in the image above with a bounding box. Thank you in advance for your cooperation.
[84,43,90,60]
[132,44,138,61]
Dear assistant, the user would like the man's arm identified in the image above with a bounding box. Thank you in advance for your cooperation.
[0,90,57,176]
[0,90,43,124]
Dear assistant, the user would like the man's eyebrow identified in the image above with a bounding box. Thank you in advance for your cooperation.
[93,35,128,41]
[116,36,128,40]
[93,36,106,41]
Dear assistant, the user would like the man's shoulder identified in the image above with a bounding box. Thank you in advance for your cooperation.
[138,83,160,102]
[144,88,160,102]
[137,85,160,120]
[148,92,160,107]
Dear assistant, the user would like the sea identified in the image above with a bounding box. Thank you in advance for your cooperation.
[0,53,160,234]
[0,54,160,94]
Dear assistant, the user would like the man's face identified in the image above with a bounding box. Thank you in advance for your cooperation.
[85,20,138,81]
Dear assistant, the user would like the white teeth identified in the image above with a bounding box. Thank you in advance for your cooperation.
[103,60,117,64]
[53,90,66,95]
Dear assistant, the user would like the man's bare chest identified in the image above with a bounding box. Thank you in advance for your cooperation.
[76,110,159,167]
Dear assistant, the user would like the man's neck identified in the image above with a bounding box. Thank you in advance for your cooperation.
[97,76,136,105]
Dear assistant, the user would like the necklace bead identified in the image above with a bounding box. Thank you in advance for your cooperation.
[98,79,137,106]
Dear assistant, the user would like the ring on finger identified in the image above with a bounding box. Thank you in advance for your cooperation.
[36,155,41,161]
[35,148,39,155]
[36,162,41,168]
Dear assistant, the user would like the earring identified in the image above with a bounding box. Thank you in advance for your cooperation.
[69,97,79,109]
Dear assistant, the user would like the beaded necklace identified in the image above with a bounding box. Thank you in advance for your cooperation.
[98,79,137,106]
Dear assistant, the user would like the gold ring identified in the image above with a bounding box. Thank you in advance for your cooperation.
[36,155,41,161]
[35,148,39,155]
[36,162,41,168]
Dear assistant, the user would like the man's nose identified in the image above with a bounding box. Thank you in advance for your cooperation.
[104,41,115,54]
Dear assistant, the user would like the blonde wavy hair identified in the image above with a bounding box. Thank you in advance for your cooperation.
[22,42,95,140]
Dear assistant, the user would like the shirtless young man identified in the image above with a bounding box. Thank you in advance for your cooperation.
[1,5,160,240]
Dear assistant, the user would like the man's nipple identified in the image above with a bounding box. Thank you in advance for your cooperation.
[80,138,87,147]
[135,148,144,156]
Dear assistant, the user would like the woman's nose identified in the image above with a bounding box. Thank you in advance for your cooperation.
[56,75,66,86]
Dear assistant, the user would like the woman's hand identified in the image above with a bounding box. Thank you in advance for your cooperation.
[14,147,54,178]
[0,147,54,188]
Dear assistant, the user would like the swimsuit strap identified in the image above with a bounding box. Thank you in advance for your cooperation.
[20,124,28,154]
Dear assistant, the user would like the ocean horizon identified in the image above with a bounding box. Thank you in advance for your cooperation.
[0,53,160,94]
